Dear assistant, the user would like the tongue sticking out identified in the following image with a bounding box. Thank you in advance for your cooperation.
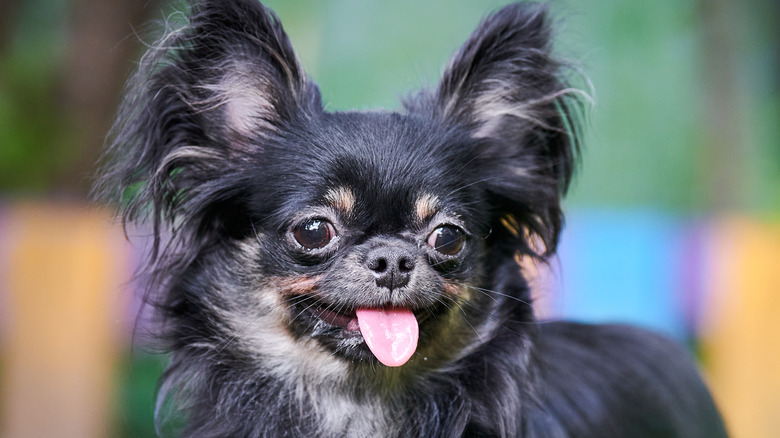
[355,307,419,367]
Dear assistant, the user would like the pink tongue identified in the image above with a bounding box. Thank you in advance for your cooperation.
[355,307,419,367]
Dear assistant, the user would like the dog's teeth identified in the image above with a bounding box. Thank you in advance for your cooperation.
[355,308,419,367]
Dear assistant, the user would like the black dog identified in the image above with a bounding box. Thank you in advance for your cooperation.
[95,1,728,436]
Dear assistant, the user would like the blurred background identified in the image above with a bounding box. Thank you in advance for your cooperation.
[0,0,777,436]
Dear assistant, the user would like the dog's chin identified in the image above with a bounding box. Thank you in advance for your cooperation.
[288,296,446,364]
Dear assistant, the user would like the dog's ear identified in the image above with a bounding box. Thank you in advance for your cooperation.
[95,0,319,240]
[414,3,584,258]
[175,0,320,139]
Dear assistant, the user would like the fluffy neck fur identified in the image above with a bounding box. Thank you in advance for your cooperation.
[158,302,537,437]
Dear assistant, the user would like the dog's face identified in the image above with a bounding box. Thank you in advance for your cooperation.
[234,113,496,368]
[97,0,581,376]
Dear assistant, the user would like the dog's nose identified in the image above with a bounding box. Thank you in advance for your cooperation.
[365,246,416,290]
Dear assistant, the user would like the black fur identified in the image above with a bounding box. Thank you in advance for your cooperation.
[94,1,728,437]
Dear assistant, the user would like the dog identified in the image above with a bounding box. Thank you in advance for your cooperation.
[94,0,729,436]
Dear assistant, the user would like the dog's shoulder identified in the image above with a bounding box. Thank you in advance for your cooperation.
[524,321,728,438]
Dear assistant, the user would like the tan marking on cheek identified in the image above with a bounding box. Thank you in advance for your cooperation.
[324,187,356,213]
[275,275,322,296]
[415,193,440,221]
[443,282,470,300]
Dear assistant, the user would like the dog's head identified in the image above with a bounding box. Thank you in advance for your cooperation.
[96,0,582,375]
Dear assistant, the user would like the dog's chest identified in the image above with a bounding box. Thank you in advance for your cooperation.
[312,390,397,438]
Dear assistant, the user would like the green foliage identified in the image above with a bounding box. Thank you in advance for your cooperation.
[114,353,168,438]
[0,0,71,191]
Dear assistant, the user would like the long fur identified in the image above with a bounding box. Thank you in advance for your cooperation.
[95,1,728,437]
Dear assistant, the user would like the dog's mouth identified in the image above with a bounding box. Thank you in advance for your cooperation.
[291,297,427,367]
[310,303,361,332]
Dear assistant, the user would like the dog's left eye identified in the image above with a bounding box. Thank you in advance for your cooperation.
[427,225,465,255]
[292,219,336,250]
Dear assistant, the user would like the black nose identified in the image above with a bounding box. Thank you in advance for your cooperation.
[365,246,416,290]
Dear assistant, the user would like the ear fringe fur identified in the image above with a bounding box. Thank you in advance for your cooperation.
[407,3,590,260]
[92,0,319,255]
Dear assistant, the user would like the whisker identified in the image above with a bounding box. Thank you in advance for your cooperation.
[464,284,533,307]
[214,311,266,356]
[445,176,502,197]
[250,220,263,244]
[456,305,485,342]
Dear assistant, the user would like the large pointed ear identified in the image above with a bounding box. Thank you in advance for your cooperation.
[412,3,585,258]
[94,0,320,237]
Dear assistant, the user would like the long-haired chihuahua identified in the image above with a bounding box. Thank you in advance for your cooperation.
[95,1,728,436]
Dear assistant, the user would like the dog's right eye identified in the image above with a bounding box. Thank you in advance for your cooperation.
[427,225,465,255]
[292,219,336,250]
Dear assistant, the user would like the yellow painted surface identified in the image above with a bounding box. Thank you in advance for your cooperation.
[702,218,780,438]
[0,203,128,438]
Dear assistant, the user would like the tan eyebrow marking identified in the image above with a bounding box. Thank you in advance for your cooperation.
[324,186,356,213]
[415,193,440,221]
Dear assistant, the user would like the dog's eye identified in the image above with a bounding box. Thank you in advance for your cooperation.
[292,219,336,250]
[427,225,465,255]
